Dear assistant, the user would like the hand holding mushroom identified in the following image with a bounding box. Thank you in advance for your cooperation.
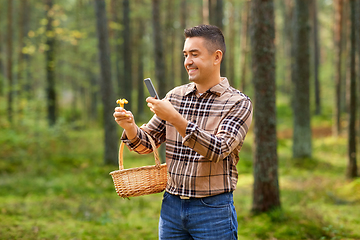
[116,98,129,117]
[113,98,138,139]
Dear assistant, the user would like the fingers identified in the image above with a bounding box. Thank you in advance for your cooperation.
[114,107,125,112]
[146,97,161,109]
[146,97,158,104]
[113,107,131,120]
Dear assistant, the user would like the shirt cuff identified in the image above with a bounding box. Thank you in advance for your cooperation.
[120,127,141,150]
[183,121,197,147]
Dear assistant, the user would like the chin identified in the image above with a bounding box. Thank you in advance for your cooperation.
[188,76,198,83]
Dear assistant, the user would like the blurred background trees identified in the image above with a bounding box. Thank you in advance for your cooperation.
[94,0,118,165]
[292,0,312,159]
[0,0,359,210]
[250,0,280,212]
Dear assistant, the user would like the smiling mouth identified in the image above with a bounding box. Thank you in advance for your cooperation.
[187,68,198,74]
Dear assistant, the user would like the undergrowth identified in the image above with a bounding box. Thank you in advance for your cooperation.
[0,98,359,239]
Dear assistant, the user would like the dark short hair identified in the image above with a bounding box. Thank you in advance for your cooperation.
[184,24,226,61]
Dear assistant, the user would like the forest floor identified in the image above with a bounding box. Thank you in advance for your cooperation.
[0,106,360,239]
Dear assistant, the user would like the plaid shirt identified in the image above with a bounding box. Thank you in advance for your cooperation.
[122,78,253,198]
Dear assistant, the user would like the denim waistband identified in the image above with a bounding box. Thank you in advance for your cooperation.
[169,191,233,200]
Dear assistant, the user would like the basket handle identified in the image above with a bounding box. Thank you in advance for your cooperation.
[118,131,161,170]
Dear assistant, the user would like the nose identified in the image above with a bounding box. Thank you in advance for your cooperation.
[184,56,193,68]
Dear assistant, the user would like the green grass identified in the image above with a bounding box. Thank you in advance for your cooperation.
[1,99,359,239]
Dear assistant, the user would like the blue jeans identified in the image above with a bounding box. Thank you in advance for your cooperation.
[159,191,238,240]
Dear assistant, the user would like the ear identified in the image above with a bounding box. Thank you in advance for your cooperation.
[213,50,223,65]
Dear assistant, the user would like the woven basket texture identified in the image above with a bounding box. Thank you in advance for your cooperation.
[110,132,167,198]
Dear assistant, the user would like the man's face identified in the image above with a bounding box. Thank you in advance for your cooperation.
[183,37,216,84]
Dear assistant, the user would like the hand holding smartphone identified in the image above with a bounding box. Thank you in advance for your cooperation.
[144,78,160,99]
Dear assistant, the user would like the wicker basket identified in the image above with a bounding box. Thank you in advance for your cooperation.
[109,132,167,198]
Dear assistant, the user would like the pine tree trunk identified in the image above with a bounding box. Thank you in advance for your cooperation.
[239,0,250,92]
[209,0,216,26]
[122,0,132,111]
[136,18,145,120]
[346,0,357,179]
[151,0,166,98]
[45,0,57,126]
[180,0,188,84]
[292,0,312,159]
[6,0,13,124]
[311,0,321,115]
[356,0,360,141]
[165,0,175,90]
[333,0,344,137]
[18,0,26,101]
[22,0,32,100]
[0,24,4,97]
[94,0,118,165]
[283,0,293,94]
[110,0,122,101]
[227,0,235,86]
[251,0,281,213]
[216,0,226,76]
[202,0,209,24]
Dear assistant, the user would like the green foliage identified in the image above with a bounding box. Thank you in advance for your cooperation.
[0,0,358,237]
[1,107,360,239]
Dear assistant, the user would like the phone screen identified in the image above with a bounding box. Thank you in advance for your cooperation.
[144,78,159,99]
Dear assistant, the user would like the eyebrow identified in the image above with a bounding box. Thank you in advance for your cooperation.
[183,49,200,54]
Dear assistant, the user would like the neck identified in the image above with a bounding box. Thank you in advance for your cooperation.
[196,75,222,94]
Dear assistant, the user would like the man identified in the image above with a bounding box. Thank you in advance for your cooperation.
[114,24,252,240]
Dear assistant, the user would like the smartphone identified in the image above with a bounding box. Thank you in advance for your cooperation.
[144,78,160,99]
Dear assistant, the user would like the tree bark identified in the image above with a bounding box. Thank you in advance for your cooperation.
[45,0,57,126]
[6,0,13,123]
[202,0,209,24]
[18,0,27,101]
[208,0,224,31]
[121,0,133,111]
[216,0,226,76]
[346,0,357,179]
[94,0,118,165]
[292,0,312,159]
[22,0,32,100]
[180,0,188,85]
[0,21,4,97]
[135,16,145,120]
[227,0,235,86]
[250,0,281,213]
[165,0,175,90]
[311,0,321,115]
[151,0,166,98]
[282,0,293,94]
[239,0,250,91]
[110,0,122,99]
[333,0,344,137]
[357,0,360,138]
[209,0,217,26]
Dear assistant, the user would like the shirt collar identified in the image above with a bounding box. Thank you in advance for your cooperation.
[185,77,230,97]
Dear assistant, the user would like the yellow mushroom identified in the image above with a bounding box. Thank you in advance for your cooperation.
[116,98,129,117]
[116,98,128,108]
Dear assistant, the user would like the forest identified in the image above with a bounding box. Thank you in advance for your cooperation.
[0,0,359,239]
